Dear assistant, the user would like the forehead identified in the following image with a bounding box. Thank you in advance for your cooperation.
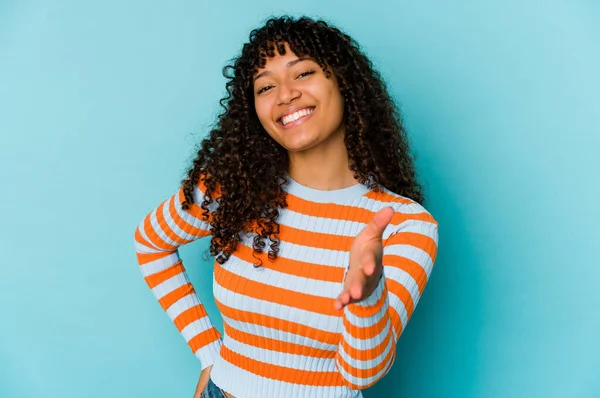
[253,51,317,84]
[255,49,302,71]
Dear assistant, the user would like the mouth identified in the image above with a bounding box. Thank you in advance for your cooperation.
[277,106,316,129]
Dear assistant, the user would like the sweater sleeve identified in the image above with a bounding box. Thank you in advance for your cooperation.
[133,179,222,370]
[335,203,439,389]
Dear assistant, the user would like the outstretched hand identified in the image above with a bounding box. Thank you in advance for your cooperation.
[334,206,395,311]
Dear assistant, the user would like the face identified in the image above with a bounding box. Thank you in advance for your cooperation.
[253,44,346,153]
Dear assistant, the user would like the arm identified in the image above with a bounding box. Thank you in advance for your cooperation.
[133,179,222,370]
[336,204,439,388]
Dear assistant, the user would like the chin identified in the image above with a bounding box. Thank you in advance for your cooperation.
[282,139,319,153]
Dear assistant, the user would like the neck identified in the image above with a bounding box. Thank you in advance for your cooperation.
[287,129,358,190]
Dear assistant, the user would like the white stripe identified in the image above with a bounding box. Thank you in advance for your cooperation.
[193,184,219,212]
[358,195,429,215]
[161,196,190,242]
[215,287,341,334]
[384,266,422,309]
[275,205,434,241]
[337,348,393,387]
[210,356,361,398]
[388,293,409,332]
[239,237,350,268]
[170,193,213,239]
[151,272,188,301]
[133,225,159,254]
[181,318,214,342]
[165,293,201,320]
[385,243,435,277]
[278,208,366,237]
[220,314,339,350]
[150,196,209,248]
[220,254,343,299]
[223,334,335,371]
[149,198,182,247]
[337,327,395,369]
[343,298,387,328]
[389,219,438,236]
[341,317,391,351]
[137,219,159,251]
[138,252,180,277]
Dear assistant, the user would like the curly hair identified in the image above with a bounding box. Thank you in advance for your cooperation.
[180,15,425,266]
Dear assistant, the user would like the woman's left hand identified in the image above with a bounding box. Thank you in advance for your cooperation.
[334,206,395,311]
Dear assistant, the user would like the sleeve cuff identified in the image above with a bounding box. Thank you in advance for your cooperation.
[356,272,385,308]
[194,338,222,370]
[343,271,387,322]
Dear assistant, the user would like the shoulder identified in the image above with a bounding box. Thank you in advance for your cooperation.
[368,186,437,225]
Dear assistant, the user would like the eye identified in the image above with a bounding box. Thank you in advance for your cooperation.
[257,85,273,94]
[297,70,315,79]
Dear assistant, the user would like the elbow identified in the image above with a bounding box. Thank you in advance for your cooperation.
[335,347,396,390]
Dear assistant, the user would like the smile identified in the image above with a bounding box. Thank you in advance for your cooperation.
[278,107,315,129]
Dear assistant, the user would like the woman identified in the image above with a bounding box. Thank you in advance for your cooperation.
[133,16,439,398]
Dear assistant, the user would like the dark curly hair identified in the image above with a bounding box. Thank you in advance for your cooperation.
[180,15,424,266]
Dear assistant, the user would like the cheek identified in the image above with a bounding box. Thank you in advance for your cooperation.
[326,87,345,121]
[254,102,270,127]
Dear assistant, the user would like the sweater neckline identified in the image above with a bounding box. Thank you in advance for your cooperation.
[283,174,372,204]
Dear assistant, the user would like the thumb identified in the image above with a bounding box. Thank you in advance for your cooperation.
[362,206,395,240]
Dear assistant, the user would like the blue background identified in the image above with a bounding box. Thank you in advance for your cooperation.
[1,1,598,397]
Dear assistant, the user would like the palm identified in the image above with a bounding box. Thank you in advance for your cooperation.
[334,207,394,310]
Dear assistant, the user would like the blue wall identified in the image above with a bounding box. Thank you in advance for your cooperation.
[1,1,598,397]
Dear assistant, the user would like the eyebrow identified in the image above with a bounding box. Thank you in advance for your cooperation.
[253,56,313,83]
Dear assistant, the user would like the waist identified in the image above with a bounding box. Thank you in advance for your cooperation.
[210,347,362,398]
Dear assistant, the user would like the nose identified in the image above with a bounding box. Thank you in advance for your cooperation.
[277,81,301,105]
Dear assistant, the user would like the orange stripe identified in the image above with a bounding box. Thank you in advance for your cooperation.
[336,330,394,379]
[156,198,195,245]
[346,285,387,318]
[343,303,389,340]
[364,190,414,204]
[189,328,222,352]
[158,283,195,310]
[135,227,175,264]
[168,189,213,238]
[220,345,347,386]
[287,191,434,231]
[234,244,345,282]
[388,307,403,339]
[339,326,393,361]
[174,304,208,331]
[134,227,154,250]
[135,250,171,265]
[385,231,438,263]
[388,212,438,232]
[342,349,396,389]
[285,194,375,221]
[179,182,214,220]
[387,279,415,318]
[384,253,429,294]
[142,201,178,252]
[224,323,335,359]
[278,224,354,251]
[144,260,184,289]
[215,298,340,345]
[215,264,338,317]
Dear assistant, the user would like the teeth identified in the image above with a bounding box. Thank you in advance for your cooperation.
[281,108,313,126]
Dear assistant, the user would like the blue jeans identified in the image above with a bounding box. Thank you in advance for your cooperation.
[201,378,227,398]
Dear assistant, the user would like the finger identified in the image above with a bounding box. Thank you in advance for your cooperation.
[361,253,377,276]
[334,290,350,310]
[361,207,395,240]
[349,282,363,300]
[341,290,351,305]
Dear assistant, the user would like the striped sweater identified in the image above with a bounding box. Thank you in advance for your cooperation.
[133,175,439,398]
